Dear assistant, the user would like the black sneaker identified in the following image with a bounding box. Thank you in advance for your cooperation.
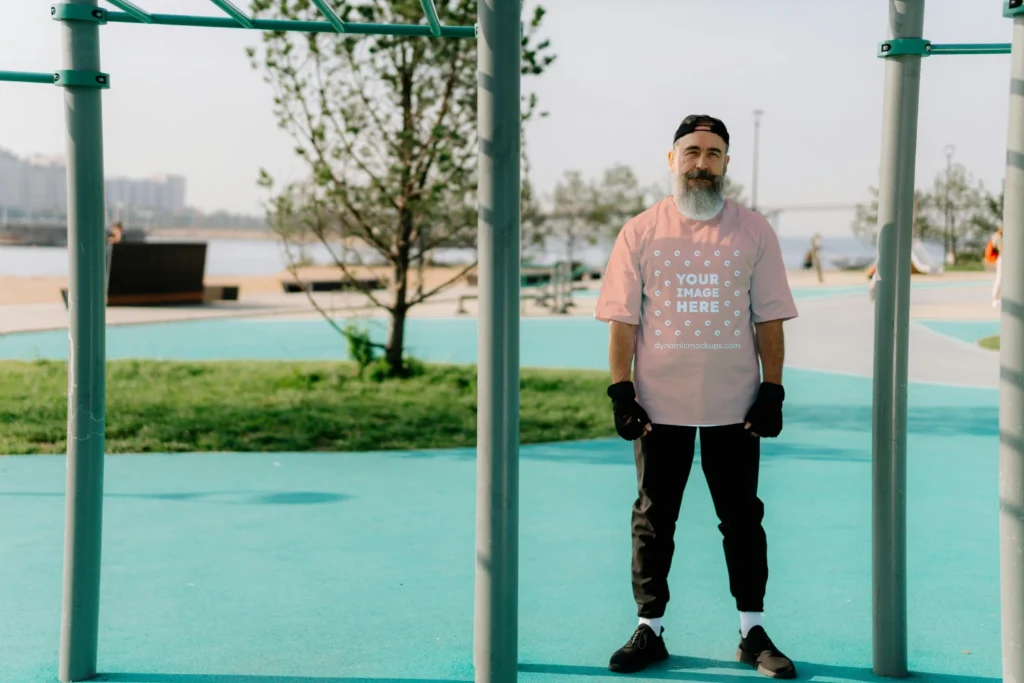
[735,625,797,679]
[609,624,669,674]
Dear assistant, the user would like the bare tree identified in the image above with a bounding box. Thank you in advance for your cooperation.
[249,0,555,376]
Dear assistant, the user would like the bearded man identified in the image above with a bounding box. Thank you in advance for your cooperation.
[593,115,800,678]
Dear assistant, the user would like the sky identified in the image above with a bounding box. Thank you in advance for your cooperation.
[0,0,1018,238]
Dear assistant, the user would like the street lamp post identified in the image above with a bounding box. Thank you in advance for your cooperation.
[752,109,763,212]
[944,144,955,264]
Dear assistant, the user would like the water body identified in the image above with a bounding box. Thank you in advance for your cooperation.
[0,234,907,278]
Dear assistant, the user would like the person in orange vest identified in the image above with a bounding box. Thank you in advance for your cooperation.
[990,225,1003,308]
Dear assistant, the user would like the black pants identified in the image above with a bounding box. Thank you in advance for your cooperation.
[631,423,767,617]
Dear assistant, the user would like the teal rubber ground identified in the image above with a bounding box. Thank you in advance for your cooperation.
[0,365,1001,682]
[0,314,996,365]
[918,319,1001,345]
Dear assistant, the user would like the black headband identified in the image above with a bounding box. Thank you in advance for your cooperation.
[673,115,730,147]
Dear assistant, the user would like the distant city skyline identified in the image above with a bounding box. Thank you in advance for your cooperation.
[0,146,187,217]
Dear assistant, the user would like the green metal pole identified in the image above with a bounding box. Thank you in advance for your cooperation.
[872,0,924,677]
[1000,4,1024,682]
[57,1,108,680]
[474,0,521,680]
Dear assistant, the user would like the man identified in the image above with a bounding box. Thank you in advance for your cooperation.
[594,114,799,678]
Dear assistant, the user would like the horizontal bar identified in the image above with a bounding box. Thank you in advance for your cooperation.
[929,42,1011,55]
[207,0,253,29]
[105,0,152,23]
[0,70,54,85]
[420,0,442,37]
[104,11,475,37]
[310,0,347,33]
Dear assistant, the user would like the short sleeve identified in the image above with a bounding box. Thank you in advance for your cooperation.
[594,224,643,325]
[750,222,798,324]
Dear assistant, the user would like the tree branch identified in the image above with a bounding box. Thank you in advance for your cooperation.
[342,46,405,162]
[314,49,401,211]
[275,49,396,260]
[412,47,462,190]
[282,256,353,337]
[409,260,479,306]
[305,214,393,311]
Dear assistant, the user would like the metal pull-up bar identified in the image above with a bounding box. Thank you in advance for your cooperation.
[0,70,55,84]
[0,0,473,87]
[420,0,443,37]
[0,2,518,683]
[310,0,348,33]
[30,1,476,38]
[879,38,1013,56]
[207,0,254,29]
[104,0,151,23]
[871,1,1024,682]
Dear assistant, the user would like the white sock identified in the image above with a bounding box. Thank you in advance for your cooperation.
[639,617,662,635]
[740,612,763,638]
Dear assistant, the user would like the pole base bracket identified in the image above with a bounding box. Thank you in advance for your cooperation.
[50,4,108,23]
[472,23,525,40]
[54,70,110,89]
[878,38,932,58]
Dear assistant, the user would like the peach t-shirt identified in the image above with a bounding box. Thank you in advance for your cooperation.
[594,197,798,427]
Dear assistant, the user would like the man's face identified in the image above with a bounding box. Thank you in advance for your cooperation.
[667,130,729,217]
[667,130,729,181]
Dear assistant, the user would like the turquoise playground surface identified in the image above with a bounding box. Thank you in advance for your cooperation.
[0,305,1003,683]
[918,319,1001,346]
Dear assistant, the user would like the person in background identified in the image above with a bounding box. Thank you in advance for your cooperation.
[107,221,123,245]
[806,233,823,284]
[105,221,123,297]
[594,114,799,678]
[991,225,1003,309]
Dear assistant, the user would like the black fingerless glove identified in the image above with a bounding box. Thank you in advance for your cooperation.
[744,382,785,438]
[607,381,651,441]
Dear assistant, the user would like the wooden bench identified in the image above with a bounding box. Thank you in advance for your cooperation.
[59,242,243,308]
[281,277,387,293]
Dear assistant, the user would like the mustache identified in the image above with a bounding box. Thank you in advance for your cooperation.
[685,169,718,181]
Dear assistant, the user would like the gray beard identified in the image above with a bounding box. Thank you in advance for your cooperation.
[673,173,725,220]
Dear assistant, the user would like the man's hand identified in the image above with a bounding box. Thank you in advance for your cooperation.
[744,382,785,438]
[607,381,653,441]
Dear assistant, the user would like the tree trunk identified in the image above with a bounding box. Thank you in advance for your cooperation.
[386,241,411,376]
[385,55,415,378]
[416,227,427,299]
[385,300,407,376]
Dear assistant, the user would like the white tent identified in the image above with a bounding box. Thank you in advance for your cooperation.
[910,238,944,275]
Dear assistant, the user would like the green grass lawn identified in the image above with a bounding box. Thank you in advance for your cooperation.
[980,335,1000,350]
[946,262,987,272]
[0,360,617,455]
